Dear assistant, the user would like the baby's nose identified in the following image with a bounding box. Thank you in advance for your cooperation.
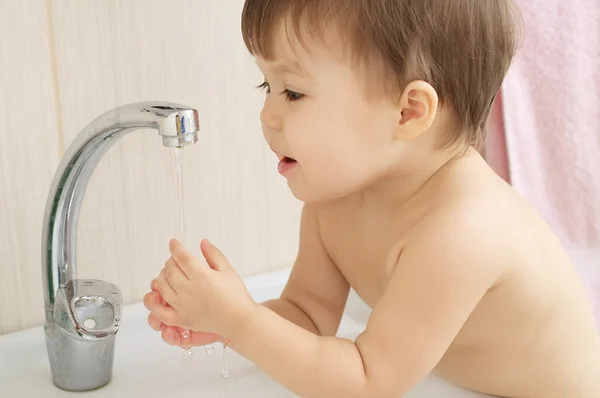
[260,102,283,133]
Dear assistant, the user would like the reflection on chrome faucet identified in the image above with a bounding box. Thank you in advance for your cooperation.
[41,102,200,391]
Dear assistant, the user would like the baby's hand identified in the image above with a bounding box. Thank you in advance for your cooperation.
[144,279,222,347]
[146,239,257,338]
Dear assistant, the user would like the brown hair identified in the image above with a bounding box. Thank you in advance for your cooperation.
[241,0,522,148]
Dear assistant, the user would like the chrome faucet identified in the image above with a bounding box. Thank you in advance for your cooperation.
[41,102,200,391]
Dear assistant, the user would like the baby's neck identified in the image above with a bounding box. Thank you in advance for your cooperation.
[357,147,473,211]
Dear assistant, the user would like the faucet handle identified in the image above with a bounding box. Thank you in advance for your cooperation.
[53,279,122,340]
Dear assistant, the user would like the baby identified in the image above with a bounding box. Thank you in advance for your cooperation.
[144,0,600,397]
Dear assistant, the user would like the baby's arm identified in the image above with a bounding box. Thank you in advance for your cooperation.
[262,202,350,336]
[226,208,507,398]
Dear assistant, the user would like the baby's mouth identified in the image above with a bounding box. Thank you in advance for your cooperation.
[277,155,298,175]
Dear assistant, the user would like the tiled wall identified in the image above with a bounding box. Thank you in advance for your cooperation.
[0,0,302,335]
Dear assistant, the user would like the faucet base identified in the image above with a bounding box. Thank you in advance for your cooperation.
[45,278,122,391]
[44,324,116,391]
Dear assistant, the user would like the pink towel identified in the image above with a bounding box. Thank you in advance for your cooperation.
[500,0,600,248]
[487,0,600,328]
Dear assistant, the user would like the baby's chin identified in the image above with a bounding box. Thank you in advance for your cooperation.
[288,182,360,204]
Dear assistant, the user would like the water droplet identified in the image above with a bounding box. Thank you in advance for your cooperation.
[205,344,216,355]
[181,346,195,360]
[221,368,230,378]
[181,328,190,339]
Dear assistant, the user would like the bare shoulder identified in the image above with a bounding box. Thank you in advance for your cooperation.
[407,155,526,278]
[405,199,510,287]
[420,151,544,260]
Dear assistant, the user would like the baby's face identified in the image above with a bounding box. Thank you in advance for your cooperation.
[255,32,402,203]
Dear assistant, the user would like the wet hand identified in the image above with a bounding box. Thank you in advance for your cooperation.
[144,280,222,347]
[144,239,258,339]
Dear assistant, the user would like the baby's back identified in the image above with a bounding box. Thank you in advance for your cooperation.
[430,156,600,397]
[435,210,600,396]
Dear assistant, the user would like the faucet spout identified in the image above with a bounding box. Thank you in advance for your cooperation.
[41,101,200,391]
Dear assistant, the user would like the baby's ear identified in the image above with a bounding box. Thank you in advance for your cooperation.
[395,80,438,141]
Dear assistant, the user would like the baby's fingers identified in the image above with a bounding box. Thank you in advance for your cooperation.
[190,331,222,347]
[150,279,170,307]
[159,327,221,347]
[143,291,160,311]
[148,312,164,332]
[161,325,183,346]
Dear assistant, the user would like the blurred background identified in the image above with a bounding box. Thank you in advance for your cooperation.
[1,0,598,337]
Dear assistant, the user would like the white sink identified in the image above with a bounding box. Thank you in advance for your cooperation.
[0,269,492,397]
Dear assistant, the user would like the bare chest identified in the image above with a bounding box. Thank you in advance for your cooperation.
[318,204,424,307]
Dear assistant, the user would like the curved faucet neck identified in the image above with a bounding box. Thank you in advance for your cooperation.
[41,102,199,324]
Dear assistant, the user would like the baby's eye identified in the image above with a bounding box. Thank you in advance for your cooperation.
[256,81,271,94]
[281,89,305,102]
